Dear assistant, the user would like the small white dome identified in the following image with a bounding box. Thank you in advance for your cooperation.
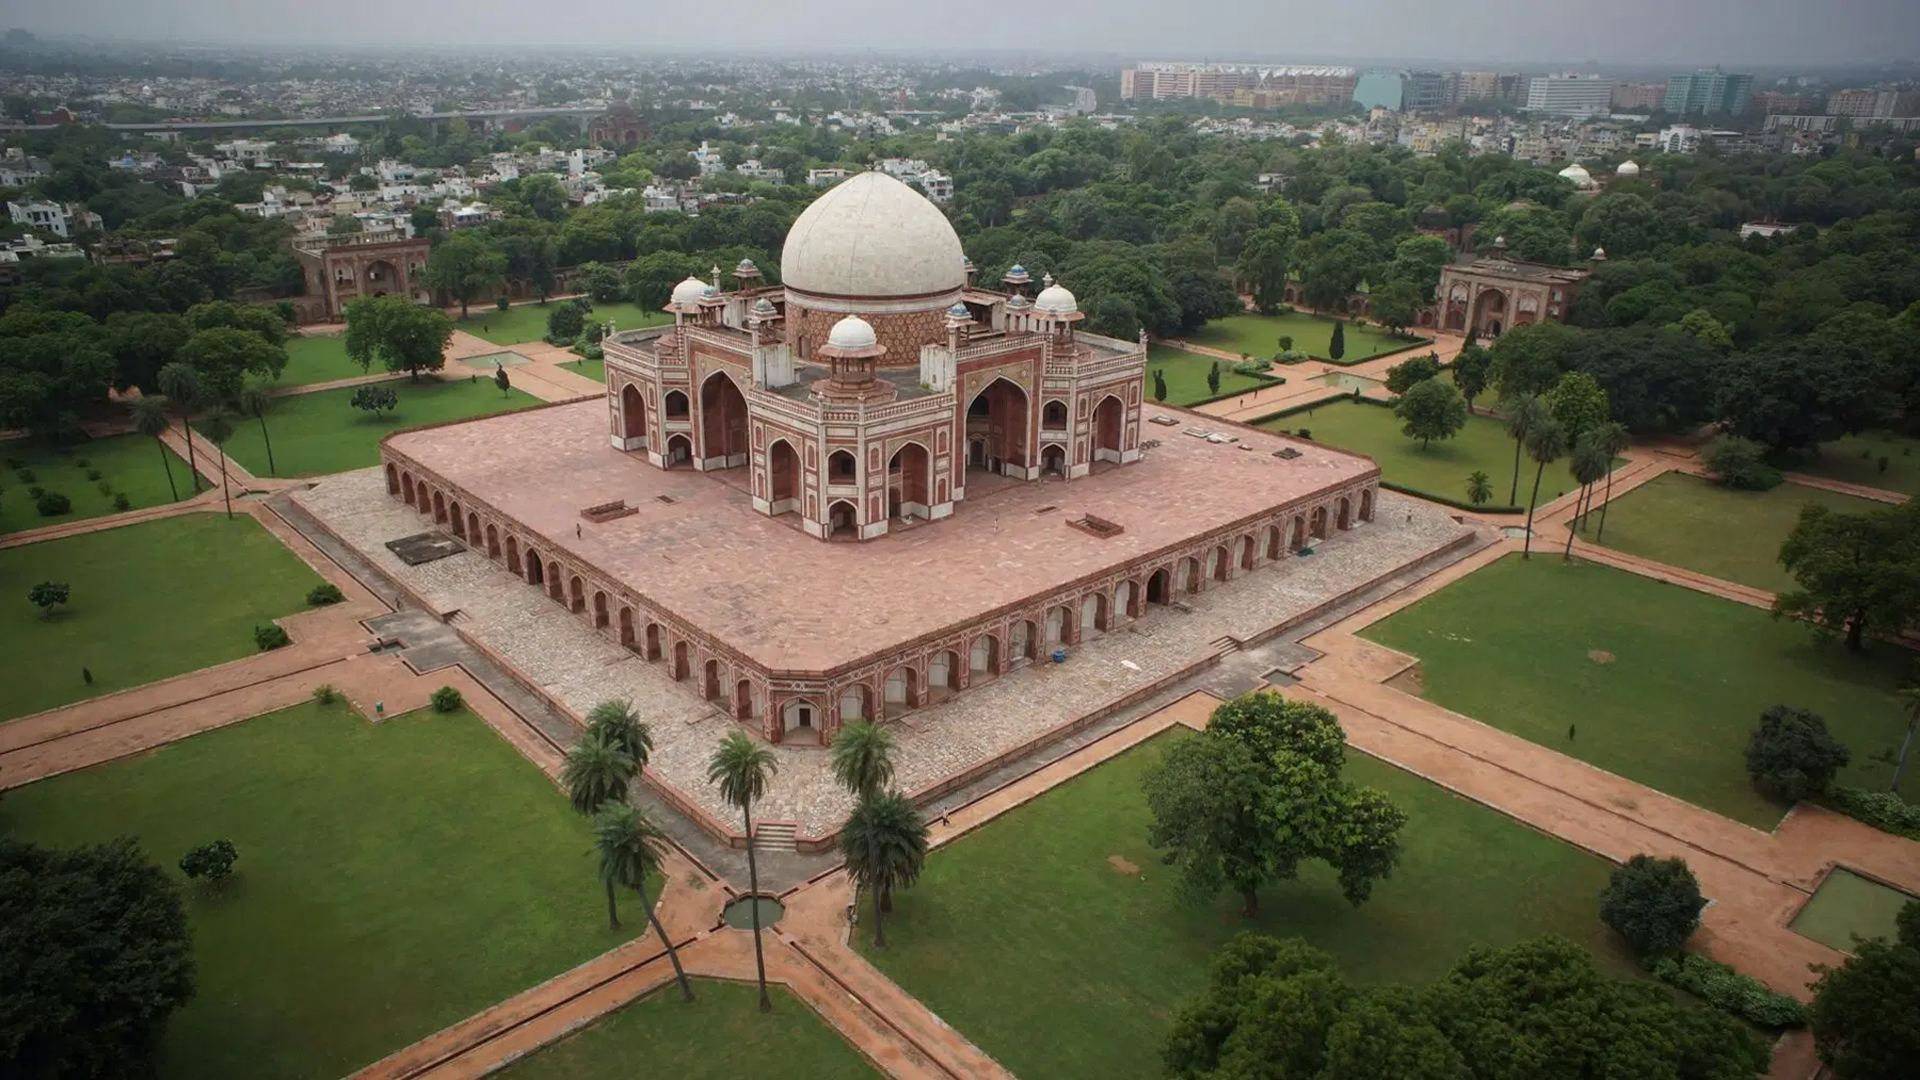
[1592,246,1608,261]
[670,276,710,305]
[1034,283,1078,316]
[1558,163,1594,187]
[1615,160,1641,177]
[826,315,877,350]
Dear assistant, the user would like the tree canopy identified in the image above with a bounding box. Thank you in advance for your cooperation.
[343,294,455,380]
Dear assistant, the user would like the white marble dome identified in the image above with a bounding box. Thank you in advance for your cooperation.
[1558,163,1594,188]
[670,276,710,306]
[826,315,878,350]
[1034,283,1078,316]
[1615,159,1641,177]
[781,172,966,301]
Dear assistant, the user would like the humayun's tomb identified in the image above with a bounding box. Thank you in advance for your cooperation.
[297,170,1475,843]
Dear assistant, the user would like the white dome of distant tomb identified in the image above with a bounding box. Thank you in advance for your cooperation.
[1558,162,1594,188]
[780,171,965,302]
[1616,160,1641,177]
[670,276,710,306]
[826,315,878,350]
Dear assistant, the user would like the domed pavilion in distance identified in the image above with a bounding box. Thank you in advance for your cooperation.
[373,170,1391,756]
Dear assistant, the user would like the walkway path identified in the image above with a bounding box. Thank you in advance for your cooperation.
[1187,331,1464,425]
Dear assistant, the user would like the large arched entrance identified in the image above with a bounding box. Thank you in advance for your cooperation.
[767,439,799,514]
[699,372,748,468]
[827,499,859,539]
[1147,568,1170,605]
[888,442,931,521]
[1471,289,1508,337]
[620,383,647,442]
[1093,395,1125,464]
[664,433,693,468]
[964,377,1030,479]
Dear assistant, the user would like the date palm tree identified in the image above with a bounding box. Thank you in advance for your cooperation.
[1566,434,1612,560]
[237,387,277,476]
[584,699,653,769]
[830,719,896,803]
[1501,394,1549,507]
[1465,470,1493,508]
[1591,421,1632,542]
[839,791,929,948]
[563,729,638,815]
[130,396,179,503]
[156,362,202,493]
[707,730,779,1011]
[593,802,694,1002]
[201,410,237,520]
[1521,417,1567,561]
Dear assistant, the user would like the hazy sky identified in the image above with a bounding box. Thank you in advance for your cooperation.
[9,0,1919,66]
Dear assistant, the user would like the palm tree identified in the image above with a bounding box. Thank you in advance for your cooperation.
[584,699,653,769]
[130,397,179,503]
[1564,435,1612,560]
[1500,394,1548,506]
[830,719,896,803]
[156,362,202,493]
[593,802,694,1002]
[563,729,638,815]
[1591,421,1633,542]
[1521,417,1568,561]
[839,791,929,948]
[237,387,277,477]
[1892,675,1920,794]
[707,730,779,1012]
[201,410,237,520]
[1465,470,1493,508]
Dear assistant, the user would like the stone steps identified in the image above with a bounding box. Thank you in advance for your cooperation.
[753,821,799,854]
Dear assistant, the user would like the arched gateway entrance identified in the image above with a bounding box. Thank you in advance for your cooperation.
[965,377,1029,479]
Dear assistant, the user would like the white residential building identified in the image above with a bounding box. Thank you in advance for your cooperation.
[7,200,99,239]
[213,138,274,163]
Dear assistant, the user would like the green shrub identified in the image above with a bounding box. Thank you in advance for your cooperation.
[1600,854,1706,956]
[430,685,464,713]
[15,468,35,483]
[253,624,291,651]
[583,342,604,361]
[306,582,345,606]
[96,481,112,496]
[495,295,511,311]
[1703,436,1782,491]
[1231,358,1273,376]
[1822,786,1920,840]
[311,683,338,705]
[36,491,71,516]
[112,493,131,512]
[27,485,44,499]
[1746,705,1850,803]
[1650,952,1807,1027]
[84,468,102,481]
[75,457,90,468]
[179,839,239,882]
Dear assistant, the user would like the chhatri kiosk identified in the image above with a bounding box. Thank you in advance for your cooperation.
[379,171,1381,744]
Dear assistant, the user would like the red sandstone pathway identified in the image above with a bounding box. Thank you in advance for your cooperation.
[1191,331,1466,425]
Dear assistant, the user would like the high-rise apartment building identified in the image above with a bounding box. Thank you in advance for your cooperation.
[1404,71,1448,113]
[1824,88,1920,119]
[1524,74,1616,117]
[1120,62,1356,106]
[1611,83,1667,111]
[1663,71,1753,115]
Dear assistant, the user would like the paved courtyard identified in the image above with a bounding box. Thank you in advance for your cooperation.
[296,469,1469,835]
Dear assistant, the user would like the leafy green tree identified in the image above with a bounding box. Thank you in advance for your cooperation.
[1746,705,1851,803]
[1775,501,1920,652]
[1809,900,1920,1079]
[584,699,653,767]
[1499,394,1548,506]
[1144,694,1406,917]
[839,791,929,947]
[1520,416,1568,560]
[1370,281,1422,336]
[28,580,70,615]
[130,396,179,503]
[179,327,286,404]
[1236,220,1297,312]
[1205,360,1221,396]
[423,232,507,318]
[577,261,623,304]
[1152,368,1167,402]
[546,302,587,343]
[344,295,454,381]
[1488,321,1580,399]
[517,172,568,220]
[624,251,698,310]
[1395,379,1467,450]
[237,387,276,476]
[178,840,238,882]
[591,803,694,1001]
[1299,230,1377,312]
[830,719,896,803]
[0,837,196,1080]
[102,311,190,394]
[1466,470,1493,507]
[1384,234,1454,302]
[1702,436,1781,491]
[349,384,398,417]
[1449,345,1491,411]
[156,362,203,493]
[1716,340,1888,454]
[563,729,637,816]
[708,731,780,1011]
[1546,370,1609,443]
[200,410,236,520]
[1669,308,1734,351]
[1384,354,1441,395]
[184,299,288,347]
[1599,854,1706,956]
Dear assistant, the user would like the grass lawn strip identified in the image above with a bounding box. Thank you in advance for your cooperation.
[1790,433,1920,497]
[201,376,540,478]
[0,514,325,720]
[1189,312,1421,365]
[560,359,607,383]
[0,699,642,1080]
[1145,343,1269,405]
[251,334,368,389]
[1,433,191,535]
[497,980,881,1079]
[461,301,669,347]
[1790,868,1919,954]
[1361,555,1911,828]
[1592,472,1885,593]
[860,730,1630,1080]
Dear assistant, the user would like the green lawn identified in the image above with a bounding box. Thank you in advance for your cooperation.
[1,433,191,535]
[0,700,643,1079]
[1593,473,1887,593]
[561,359,606,383]
[461,301,669,346]
[1188,312,1420,365]
[498,980,879,1079]
[0,514,324,720]
[1362,555,1913,828]
[1790,869,1918,955]
[249,334,369,389]
[202,376,541,478]
[1258,399,1586,506]
[1788,433,1920,497]
[860,732,1631,1080]
[1146,343,1270,405]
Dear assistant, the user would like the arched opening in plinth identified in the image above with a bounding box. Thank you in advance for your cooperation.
[568,575,586,613]
[827,499,859,540]
[619,606,635,648]
[969,634,1000,680]
[885,666,920,709]
[664,433,693,469]
[703,659,722,701]
[486,524,501,560]
[699,371,748,467]
[525,550,544,586]
[1265,525,1281,561]
[1179,556,1202,594]
[735,681,755,721]
[827,449,857,485]
[927,650,960,702]
[547,571,565,604]
[781,699,819,743]
[432,491,447,523]
[1338,497,1352,531]
[592,591,609,629]
[620,383,647,440]
[385,463,399,495]
[839,684,871,722]
[663,389,689,420]
[1291,516,1308,551]
[1079,592,1107,638]
[1093,394,1125,464]
[467,512,481,546]
[1012,619,1038,662]
[1311,506,1328,539]
[887,442,931,521]
[1042,399,1068,430]
[1147,568,1171,605]
[447,501,465,539]
[767,439,798,513]
[1360,488,1375,522]
[401,472,415,506]
[1041,444,1066,477]
[1239,535,1256,571]
[965,377,1030,478]
[506,535,522,574]
[1210,545,1230,582]
[1045,604,1073,646]
[671,640,689,681]
[644,622,661,661]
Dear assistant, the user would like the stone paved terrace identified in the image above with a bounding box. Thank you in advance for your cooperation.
[381,400,1379,672]
[295,470,1468,836]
